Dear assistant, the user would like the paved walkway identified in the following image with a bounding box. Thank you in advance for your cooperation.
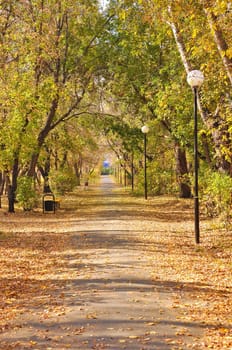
[0,176,202,349]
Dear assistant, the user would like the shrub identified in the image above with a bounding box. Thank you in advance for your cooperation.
[201,171,232,221]
[16,176,38,211]
[135,163,176,196]
[49,168,78,195]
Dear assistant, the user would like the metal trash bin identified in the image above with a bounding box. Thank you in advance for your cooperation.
[43,193,55,213]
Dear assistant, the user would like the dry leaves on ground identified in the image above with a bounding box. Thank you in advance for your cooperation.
[0,190,231,349]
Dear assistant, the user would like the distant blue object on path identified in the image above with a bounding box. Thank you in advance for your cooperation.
[103,160,110,168]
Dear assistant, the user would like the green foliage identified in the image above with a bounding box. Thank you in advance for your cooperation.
[135,161,176,196]
[201,171,232,221]
[16,177,38,211]
[0,0,105,178]
[0,0,231,222]
[148,166,176,196]
[49,168,78,195]
[101,167,113,175]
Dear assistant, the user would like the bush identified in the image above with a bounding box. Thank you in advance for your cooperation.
[16,176,38,211]
[134,163,176,196]
[201,171,232,220]
[49,168,78,194]
[148,167,176,196]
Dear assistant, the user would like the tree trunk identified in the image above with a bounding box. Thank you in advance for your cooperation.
[175,143,192,198]
[60,151,68,169]
[38,149,52,193]
[204,7,232,87]
[167,16,192,74]
[27,97,59,178]
[12,156,19,193]
[0,171,5,195]
[73,160,82,186]
[5,173,10,194]
[167,10,231,174]
[8,185,15,213]
[200,131,213,167]
[7,156,20,213]
[0,171,5,208]
[167,9,210,128]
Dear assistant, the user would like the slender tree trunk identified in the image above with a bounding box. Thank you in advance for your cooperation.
[5,172,10,194]
[27,97,59,178]
[60,152,68,169]
[167,9,209,122]
[8,156,20,213]
[167,8,231,174]
[201,131,213,167]
[174,143,192,198]
[0,171,5,208]
[8,185,15,213]
[38,150,52,193]
[0,171,5,195]
[12,156,19,193]
[73,160,82,186]
[167,19,192,74]
[203,7,232,87]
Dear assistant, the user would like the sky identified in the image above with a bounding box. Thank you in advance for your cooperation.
[98,0,109,11]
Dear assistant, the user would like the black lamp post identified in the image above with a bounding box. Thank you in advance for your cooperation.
[131,151,134,192]
[141,125,149,200]
[187,70,204,244]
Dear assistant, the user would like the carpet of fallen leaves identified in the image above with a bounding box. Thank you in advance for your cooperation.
[0,227,68,332]
[142,215,232,349]
[0,184,231,349]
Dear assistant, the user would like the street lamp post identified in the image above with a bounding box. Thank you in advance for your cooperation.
[118,156,123,185]
[141,125,149,200]
[131,151,134,192]
[187,70,204,244]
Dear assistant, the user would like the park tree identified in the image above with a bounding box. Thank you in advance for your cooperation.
[96,0,193,197]
[97,0,231,201]
[0,0,108,210]
[35,121,99,195]
[201,0,232,86]
[0,0,231,213]
[139,0,232,173]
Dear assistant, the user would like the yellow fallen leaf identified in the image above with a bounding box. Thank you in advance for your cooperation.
[86,313,98,319]
[30,341,37,345]
[146,322,156,326]
[218,327,230,334]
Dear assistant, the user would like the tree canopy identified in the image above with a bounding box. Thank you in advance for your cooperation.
[0,0,231,215]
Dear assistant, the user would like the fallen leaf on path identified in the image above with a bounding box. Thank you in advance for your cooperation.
[128,335,139,339]
[86,313,98,319]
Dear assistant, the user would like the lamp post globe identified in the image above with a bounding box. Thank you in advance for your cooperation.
[187,70,204,244]
[187,70,204,88]
[141,125,149,134]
